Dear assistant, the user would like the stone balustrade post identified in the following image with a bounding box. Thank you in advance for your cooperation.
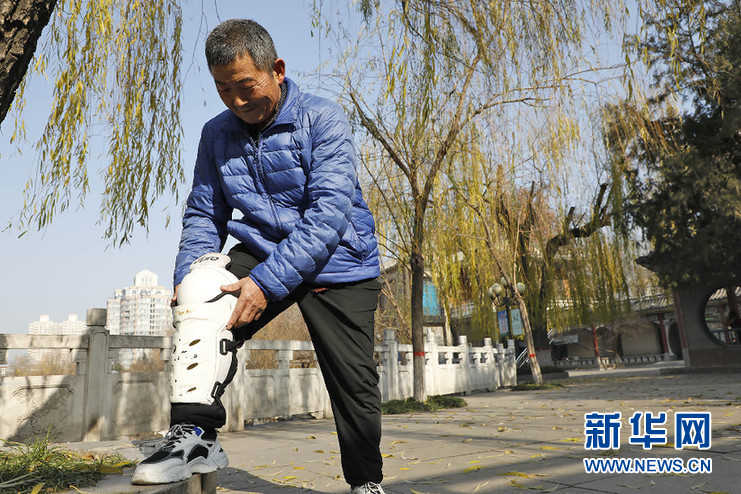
[384,330,399,400]
[495,342,505,387]
[424,328,437,396]
[82,308,110,441]
[458,335,470,393]
[277,350,293,369]
[276,350,293,415]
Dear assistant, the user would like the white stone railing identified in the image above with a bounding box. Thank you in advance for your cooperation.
[0,310,516,442]
[553,353,676,369]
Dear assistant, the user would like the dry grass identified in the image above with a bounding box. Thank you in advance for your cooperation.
[243,304,314,369]
[123,350,166,372]
[252,303,310,341]
[10,353,76,377]
[0,436,132,494]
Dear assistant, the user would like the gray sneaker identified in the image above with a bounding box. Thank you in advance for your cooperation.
[350,482,385,494]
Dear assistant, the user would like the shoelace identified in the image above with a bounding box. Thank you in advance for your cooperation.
[359,482,384,494]
[159,424,197,451]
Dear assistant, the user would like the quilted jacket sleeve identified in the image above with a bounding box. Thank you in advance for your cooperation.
[248,102,357,301]
[173,124,233,287]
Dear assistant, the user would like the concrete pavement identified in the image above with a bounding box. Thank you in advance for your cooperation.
[59,371,741,493]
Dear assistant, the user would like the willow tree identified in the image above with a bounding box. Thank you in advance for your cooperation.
[323,0,633,396]
[3,0,183,245]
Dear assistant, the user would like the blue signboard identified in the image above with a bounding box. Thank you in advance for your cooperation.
[497,310,509,336]
[511,308,524,336]
[423,280,441,317]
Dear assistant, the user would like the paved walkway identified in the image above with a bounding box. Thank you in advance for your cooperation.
[61,371,741,493]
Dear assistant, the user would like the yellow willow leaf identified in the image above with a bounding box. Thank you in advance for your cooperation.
[293,466,304,470]
[499,472,533,478]
[462,438,472,443]
[313,450,324,454]
[282,476,296,480]
[497,426,506,432]
[410,489,426,494]
[464,466,481,473]
[391,440,406,445]
[473,481,489,492]
[382,453,394,458]
[540,446,560,451]
[468,460,481,464]
[400,467,411,470]
[561,437,581,443]
[306,435,317,439]
[30,483,44,494]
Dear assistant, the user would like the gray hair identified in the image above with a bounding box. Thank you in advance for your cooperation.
[205,19,278,72]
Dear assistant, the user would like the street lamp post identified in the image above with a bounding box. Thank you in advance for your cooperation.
[488,278,526,342]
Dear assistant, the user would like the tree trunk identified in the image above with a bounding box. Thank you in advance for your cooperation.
[0,0,57,126]
[410,207,426,402]
[592,324,602,370]
[443,303,453,346]
[515,294,542,385]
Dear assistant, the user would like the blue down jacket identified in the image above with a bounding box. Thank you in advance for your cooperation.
[174,78,380,301]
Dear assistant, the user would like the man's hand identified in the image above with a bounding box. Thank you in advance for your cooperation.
[221,277,268,329]
[171,284,180,306]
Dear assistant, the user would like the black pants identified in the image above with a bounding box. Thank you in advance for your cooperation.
[171,244,383,486]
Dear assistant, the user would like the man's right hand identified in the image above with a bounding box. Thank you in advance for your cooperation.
[171,284,180,306]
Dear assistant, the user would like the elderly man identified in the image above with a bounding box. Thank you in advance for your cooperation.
[132,19,385,494]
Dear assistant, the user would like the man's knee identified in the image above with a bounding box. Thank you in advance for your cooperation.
[171,253,240,406]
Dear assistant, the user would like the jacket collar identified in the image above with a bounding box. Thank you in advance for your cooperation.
[271,77,300,128]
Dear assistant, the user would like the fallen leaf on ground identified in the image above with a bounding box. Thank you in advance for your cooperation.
[498,471,533,478]
[560,437,581,443]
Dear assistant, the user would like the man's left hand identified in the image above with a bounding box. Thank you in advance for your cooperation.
[221,277,268,329]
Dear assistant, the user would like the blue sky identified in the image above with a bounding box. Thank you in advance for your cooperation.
[0,1,350,333]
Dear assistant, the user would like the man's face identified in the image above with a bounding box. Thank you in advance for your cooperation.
[211,54,285,125]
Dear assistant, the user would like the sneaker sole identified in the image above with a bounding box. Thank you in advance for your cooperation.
[131,453,228,485]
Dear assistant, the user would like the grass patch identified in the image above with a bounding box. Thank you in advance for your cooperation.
[381,395,467,414]
[0,436,133,494]
[510,382,565,391]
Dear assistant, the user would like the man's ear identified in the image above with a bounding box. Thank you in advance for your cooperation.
[273,58,286,83]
